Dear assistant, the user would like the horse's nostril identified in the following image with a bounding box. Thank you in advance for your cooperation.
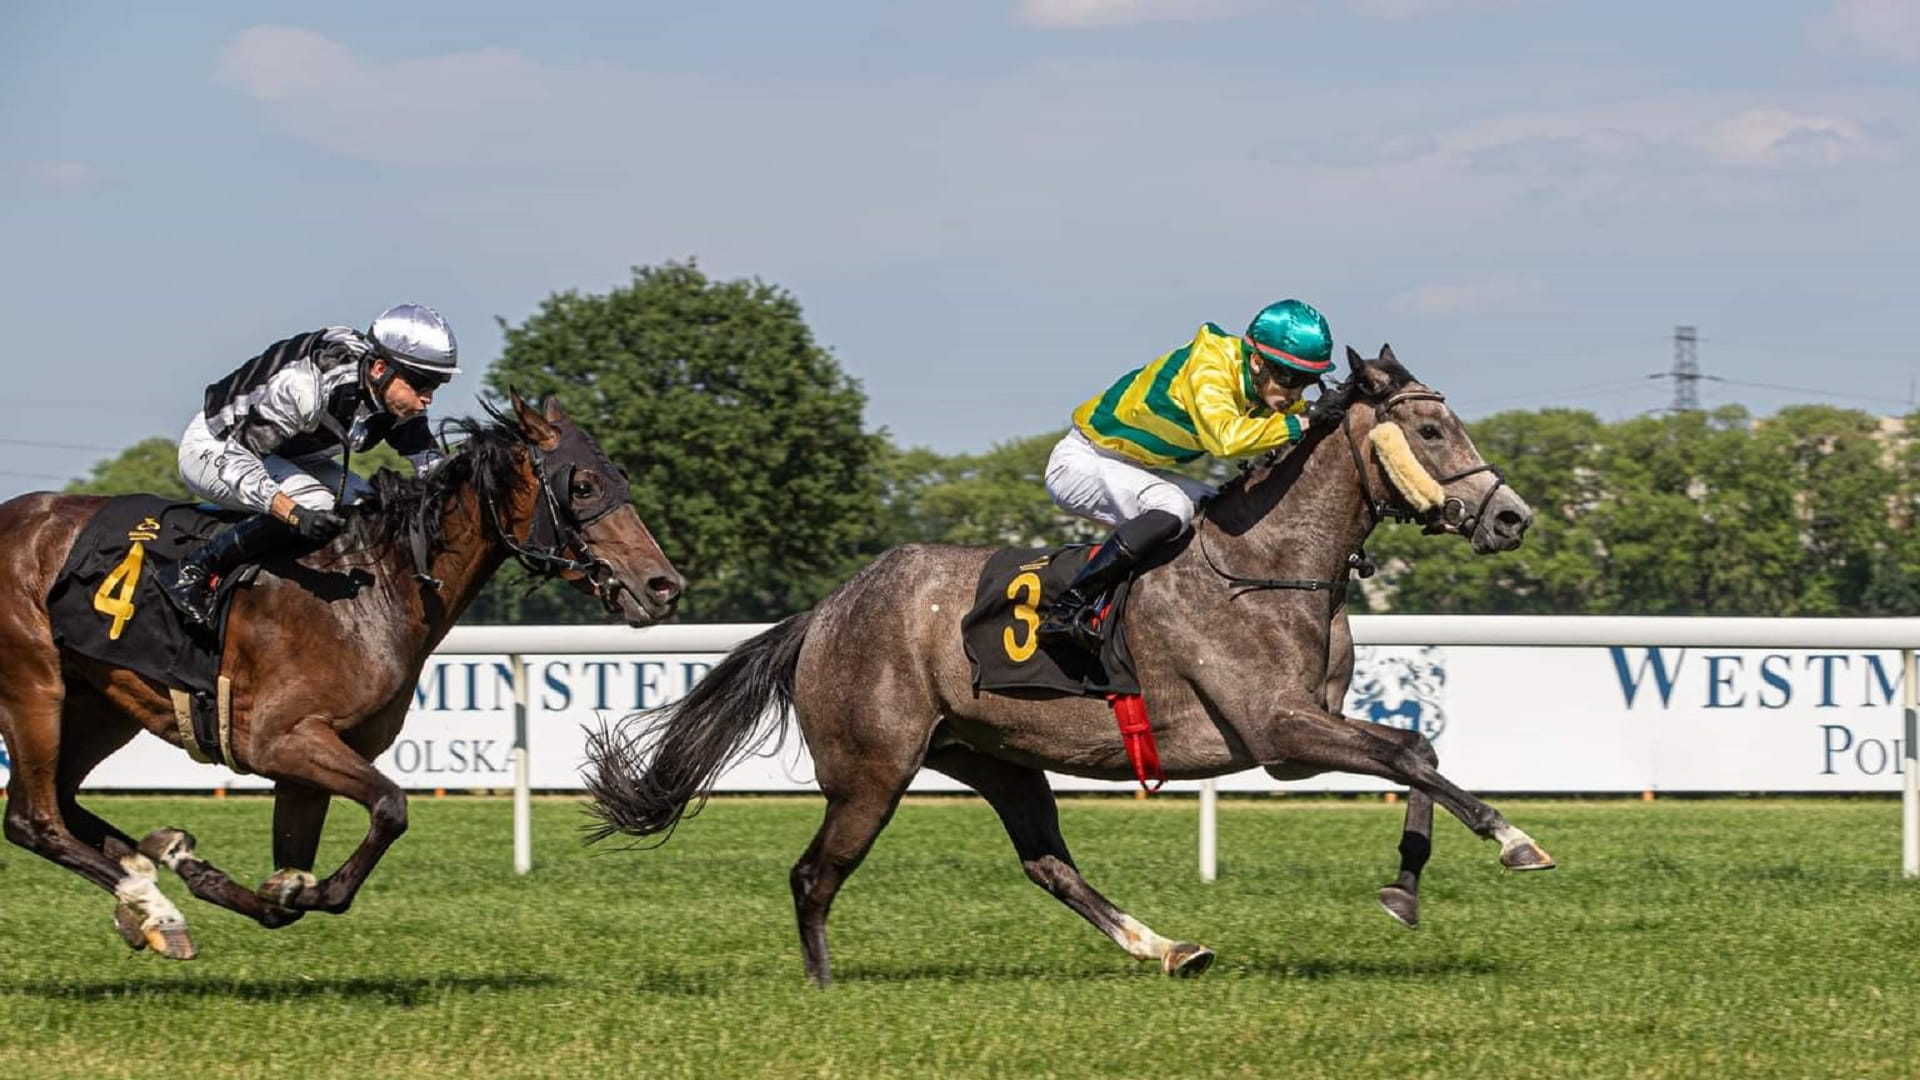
[648,575,682,603]
[1496,509,1527,533]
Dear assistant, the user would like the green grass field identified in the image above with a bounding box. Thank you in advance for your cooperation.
[2,795,1918,1078]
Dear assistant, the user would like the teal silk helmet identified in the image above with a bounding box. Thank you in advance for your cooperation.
[1244,299,1333,375]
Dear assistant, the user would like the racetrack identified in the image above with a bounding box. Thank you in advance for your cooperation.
[3,796,1917,1078]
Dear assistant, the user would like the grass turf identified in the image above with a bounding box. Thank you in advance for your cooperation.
[1,795,1917,1078]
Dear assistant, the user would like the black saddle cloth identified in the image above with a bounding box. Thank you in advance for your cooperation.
[961,543,1140,697]
[45,495,253,700]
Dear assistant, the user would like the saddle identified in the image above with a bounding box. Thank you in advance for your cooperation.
[45,495,259,769]
[962,543,1140,697]
[961,544,1164,790]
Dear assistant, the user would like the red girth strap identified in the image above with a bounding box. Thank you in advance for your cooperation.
[1106,693,1163,793]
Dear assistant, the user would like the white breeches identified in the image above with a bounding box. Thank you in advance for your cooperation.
[178,413,373,514]
[1044,428,1215,529]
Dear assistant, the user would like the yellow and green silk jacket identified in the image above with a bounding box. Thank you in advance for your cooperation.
[1071,323,1308,467]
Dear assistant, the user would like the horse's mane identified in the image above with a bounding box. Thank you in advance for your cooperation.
[355,418,528,552]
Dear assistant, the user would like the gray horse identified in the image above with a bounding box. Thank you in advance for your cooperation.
[586,346,1550,987]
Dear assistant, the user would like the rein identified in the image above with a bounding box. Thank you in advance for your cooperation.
[1200,382,1507,599]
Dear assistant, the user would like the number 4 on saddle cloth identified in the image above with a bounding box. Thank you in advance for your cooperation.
[43,495,265,770]
[961,543,1164,791]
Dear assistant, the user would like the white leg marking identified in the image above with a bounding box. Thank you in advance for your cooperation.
[1107,914,1176,961]
[114,873,187,931]
[1493,824,1534,854]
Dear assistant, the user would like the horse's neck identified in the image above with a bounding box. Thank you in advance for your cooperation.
[1188,416,1377,583]
[380,486,512,650]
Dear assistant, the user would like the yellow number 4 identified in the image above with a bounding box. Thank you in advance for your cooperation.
[1002,571,1043,663]
[92,542,146,641]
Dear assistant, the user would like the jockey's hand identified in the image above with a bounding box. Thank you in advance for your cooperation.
[285,505,347,543]
[1306,393,1346,431]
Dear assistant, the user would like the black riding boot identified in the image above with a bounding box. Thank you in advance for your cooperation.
[158,515,290,628]
[1036,509,1183,653]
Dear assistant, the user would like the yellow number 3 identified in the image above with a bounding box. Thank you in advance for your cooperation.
[92,542,146,641]
[1002,571,1043,663]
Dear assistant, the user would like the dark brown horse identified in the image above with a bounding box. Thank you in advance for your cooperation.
[586,347,1550,986]
[0,393,682,959]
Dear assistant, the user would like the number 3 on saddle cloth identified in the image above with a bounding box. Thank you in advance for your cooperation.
[960,544,1163,791]
[44,494,263,770]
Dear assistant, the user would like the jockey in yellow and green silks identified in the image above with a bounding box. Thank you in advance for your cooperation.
[1038,299,1334,651]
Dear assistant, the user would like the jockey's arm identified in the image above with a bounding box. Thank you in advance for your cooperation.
[215,360,328,517]
[1182,356,1306,459]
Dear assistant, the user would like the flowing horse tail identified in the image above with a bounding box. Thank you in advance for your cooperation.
[582,611,814,845]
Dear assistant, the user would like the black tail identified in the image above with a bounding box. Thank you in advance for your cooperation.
[582,611,814,845]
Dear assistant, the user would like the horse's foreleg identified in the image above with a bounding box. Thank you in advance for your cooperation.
[251,716,407,915]
[925,747,1213,977]
[1256,712,1552,871]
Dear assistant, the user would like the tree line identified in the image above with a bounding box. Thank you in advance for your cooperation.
[67,261,1920,621]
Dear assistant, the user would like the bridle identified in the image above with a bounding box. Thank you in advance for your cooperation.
[1200,380,1508,598]
[1345,388,1509,538]
[412,405,636,614]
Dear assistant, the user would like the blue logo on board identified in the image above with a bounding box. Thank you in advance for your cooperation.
[1348,645,1448,741]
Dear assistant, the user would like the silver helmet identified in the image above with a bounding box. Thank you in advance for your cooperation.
[368,303,459,376]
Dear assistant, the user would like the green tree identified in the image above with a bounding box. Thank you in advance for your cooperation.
[476,261,884,623]
[875,431,1099,550]
[66,437,191,498]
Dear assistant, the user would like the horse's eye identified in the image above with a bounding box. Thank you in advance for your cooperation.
[570,477,595,498]
[1420,424,1442,440]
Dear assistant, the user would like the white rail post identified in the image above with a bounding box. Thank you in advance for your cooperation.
[1904,648,1918,880]
[511,652,532,877]
[1198,780,1218,883]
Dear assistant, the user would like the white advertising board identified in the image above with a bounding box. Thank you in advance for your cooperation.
[13,635,1905,795]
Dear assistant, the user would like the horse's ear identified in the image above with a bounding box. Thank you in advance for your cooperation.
[1353,353,1397,398]
[510,387,561,450]
[1379,343,1397,366]
[542,395,571,425]
[1345,345,1365,371]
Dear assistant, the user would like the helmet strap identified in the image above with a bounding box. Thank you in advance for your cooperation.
[361,353,397,415]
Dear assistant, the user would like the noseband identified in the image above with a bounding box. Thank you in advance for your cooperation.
[1344,389,1508,538]
[455,407,637,614]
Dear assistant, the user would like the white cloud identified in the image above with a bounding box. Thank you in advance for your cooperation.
[1809,0,1920,64]
[29,160,96,190]
[1695,109,1875,167]
[1392,275,1551,317]
[1014,0,1241,27]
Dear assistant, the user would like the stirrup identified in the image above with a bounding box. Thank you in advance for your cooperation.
[159,567,216,628]
[1036,603,1103,654]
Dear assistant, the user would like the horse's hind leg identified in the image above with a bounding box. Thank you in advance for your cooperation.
[1379,789,1433,928]
[790,765,914,989]
[924,747,1213,977]
[61,683,305,930]
[1,666,195,958]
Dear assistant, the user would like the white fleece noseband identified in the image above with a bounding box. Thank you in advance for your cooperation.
[1368,422,1444,512]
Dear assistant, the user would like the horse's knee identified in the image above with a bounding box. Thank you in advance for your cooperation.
[370,793,408,839]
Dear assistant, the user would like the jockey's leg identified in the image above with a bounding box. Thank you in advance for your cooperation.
[1035,510,1182,652]
[1039,430,1194,651]
[161,454,336,627]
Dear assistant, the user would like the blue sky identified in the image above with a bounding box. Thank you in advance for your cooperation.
[3,1,1917,499]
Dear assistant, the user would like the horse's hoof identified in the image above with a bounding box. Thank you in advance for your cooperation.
[260,868,320,908]
[138,827,198,869]
[1377,885,1420,929]
[113,902,149,951]
[1499,838,1556,871]
[1163,943,1215,977]
[145,918,198,961]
